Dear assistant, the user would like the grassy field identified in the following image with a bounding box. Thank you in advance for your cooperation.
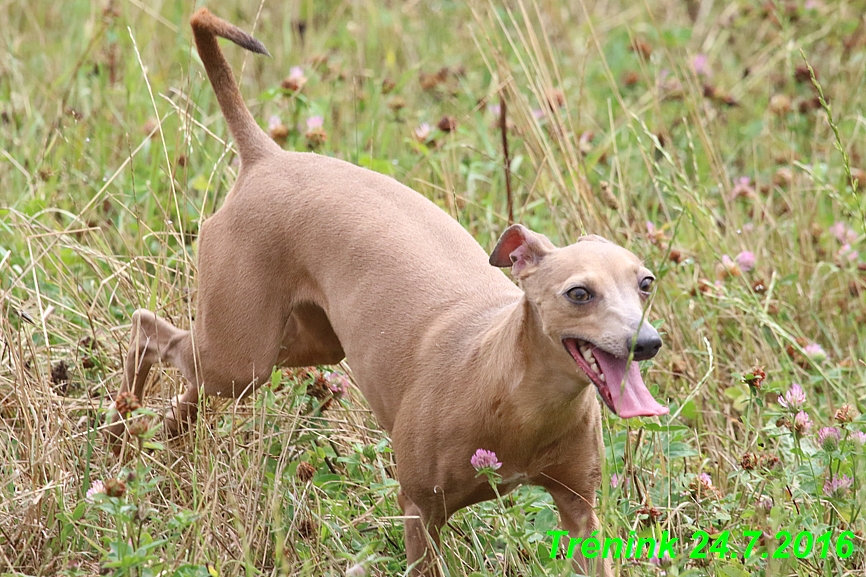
[2,0,866,575]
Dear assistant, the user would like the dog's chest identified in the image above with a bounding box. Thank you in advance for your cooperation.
[498,471,531,493]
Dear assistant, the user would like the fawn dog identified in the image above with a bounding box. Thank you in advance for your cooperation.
[106,8,669,576]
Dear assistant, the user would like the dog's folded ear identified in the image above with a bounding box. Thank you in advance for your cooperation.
[489,224,555,278]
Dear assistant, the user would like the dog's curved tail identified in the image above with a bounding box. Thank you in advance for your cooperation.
[190,8,279,166]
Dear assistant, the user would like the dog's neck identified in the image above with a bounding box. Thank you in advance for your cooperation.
[465,294,597,467]
[479,295,594,411]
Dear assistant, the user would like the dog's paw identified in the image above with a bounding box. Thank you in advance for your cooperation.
[103,410,125,457]
[162,406,182,438]
[162,397,196,438]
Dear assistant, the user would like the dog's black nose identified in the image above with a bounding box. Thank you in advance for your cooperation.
[628,324,662,361]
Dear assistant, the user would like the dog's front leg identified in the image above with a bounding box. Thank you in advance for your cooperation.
[542,474,613,577]
[399,490,445,577]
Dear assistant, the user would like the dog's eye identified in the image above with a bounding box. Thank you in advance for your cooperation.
[565,287,592,303]
[639,276,654,294]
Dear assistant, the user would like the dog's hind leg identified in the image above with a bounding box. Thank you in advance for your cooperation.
[276,302,345,367]
[106,309,196,450]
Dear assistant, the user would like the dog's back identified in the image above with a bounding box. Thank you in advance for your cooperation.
[197,150,522,423]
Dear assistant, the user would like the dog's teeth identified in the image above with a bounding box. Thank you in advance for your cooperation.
[589,361,599,373]
[582,348,593,361]
[599,373,606,382]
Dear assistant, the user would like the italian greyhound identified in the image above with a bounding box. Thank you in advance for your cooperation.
[106,9,668,576]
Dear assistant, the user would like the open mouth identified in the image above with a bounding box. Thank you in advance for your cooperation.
[563,338,669,418]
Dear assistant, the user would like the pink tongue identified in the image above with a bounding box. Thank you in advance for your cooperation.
[593,348,669,418]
